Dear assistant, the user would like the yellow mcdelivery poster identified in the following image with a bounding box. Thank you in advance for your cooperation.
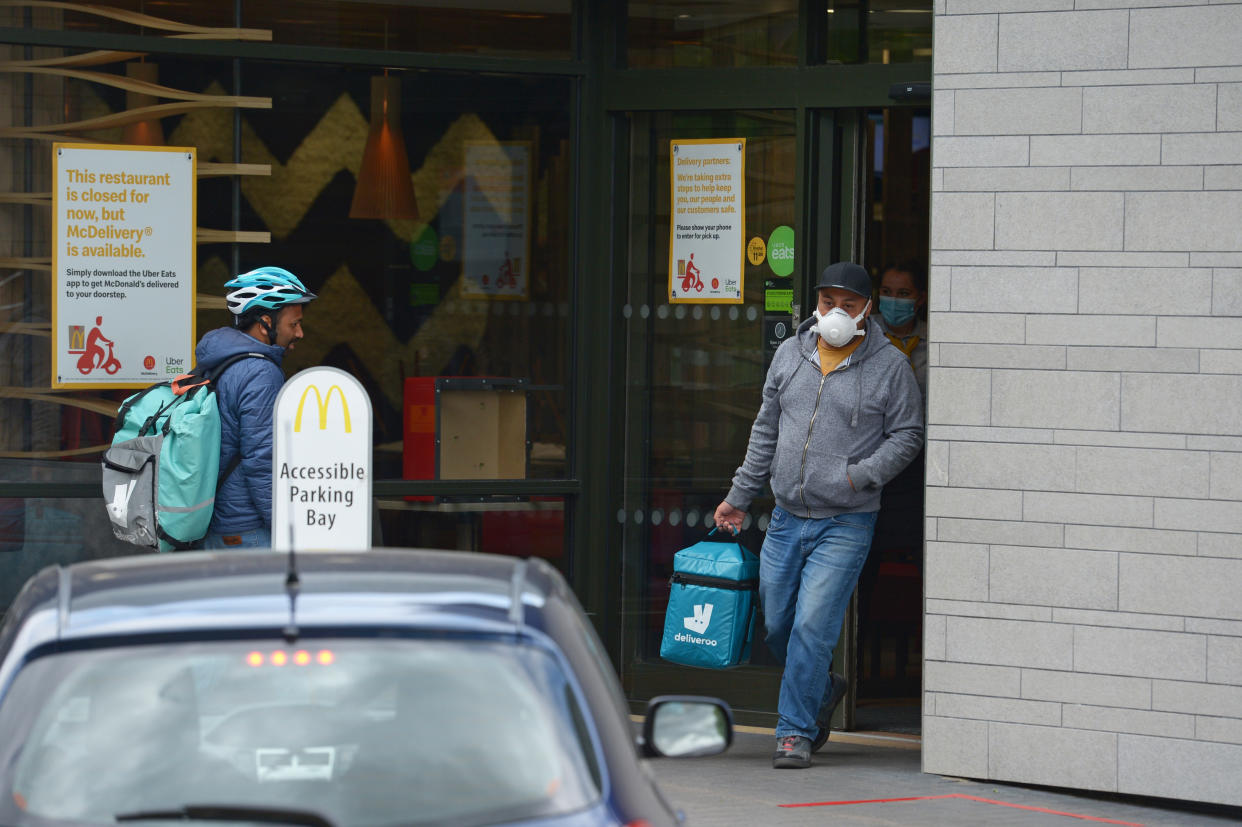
[52,143,196,389]
[668,138,745,304]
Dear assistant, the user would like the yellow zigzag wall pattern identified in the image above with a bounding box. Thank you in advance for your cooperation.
[168,82,500,243]
[196,253,487,411]
[167,86,502,409]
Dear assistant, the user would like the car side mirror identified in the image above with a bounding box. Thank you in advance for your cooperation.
[640,695,733,758]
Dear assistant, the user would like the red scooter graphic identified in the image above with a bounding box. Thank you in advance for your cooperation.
[680,253,704,293]
[495,253,518,289]
[76,316,122,375]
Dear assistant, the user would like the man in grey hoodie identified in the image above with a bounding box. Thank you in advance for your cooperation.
[714,261,923,769]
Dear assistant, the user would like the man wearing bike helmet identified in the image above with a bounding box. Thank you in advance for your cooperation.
[195,266,317,549]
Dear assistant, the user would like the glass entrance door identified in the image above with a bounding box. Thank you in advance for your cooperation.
[616,110,796,725]
[615,105,929,733]
[854,106,930,734]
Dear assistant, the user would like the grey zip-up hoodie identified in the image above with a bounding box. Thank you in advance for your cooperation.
[725,315,924,518]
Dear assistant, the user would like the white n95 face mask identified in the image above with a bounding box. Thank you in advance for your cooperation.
[814,300,870,347]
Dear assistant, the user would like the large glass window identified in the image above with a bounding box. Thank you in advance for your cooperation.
[248,1,572,57]
[1,38,574,593]
[6,1,572,58]
[229,64,573,483]
[823,0,933,65]
[1,54,571,480]
[627,2,798,68]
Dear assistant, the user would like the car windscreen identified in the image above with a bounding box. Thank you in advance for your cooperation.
[0,637,601,826]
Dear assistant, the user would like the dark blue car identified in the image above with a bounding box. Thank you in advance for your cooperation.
[0,550,732,827]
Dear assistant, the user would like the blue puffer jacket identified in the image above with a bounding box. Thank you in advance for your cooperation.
[195,327,287,533]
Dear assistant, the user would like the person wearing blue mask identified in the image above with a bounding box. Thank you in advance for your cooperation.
[859,262,929,682]
[876,262,928,403]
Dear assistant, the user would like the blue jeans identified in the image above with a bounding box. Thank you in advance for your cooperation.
[203,527,271,550]
[760,506,878,738]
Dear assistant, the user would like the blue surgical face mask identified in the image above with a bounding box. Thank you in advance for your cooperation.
[879,296,917,327]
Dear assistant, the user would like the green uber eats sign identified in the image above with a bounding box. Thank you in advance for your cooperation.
[767,225,794,278]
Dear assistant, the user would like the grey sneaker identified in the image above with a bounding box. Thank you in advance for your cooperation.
[772,735,812,769]
[811,672,849,753]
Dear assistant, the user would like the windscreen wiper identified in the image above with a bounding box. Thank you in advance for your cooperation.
[115,803,335,827]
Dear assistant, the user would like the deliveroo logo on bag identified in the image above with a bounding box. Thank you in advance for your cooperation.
[684,603,714,635]
[674,602,718,646]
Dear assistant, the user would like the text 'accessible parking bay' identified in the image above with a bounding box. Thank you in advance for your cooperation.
[272,367,372,551]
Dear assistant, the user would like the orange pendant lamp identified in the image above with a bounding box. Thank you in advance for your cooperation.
[349,73,419,220]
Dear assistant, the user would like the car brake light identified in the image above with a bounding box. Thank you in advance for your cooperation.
[623,821,654,827]
[245,649,335,666]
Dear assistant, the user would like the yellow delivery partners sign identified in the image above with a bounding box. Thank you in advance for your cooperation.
[272,367,372,551]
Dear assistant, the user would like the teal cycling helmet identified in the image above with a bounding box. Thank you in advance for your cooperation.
[224,266,317,316]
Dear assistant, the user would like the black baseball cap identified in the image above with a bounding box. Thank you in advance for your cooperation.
[815,262,872,299]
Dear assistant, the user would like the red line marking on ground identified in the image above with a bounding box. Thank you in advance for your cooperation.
[778,792,1143,825]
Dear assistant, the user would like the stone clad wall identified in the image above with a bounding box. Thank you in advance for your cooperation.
[924,0,1242,806]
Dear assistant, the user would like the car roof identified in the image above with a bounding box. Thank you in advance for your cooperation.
[1,549,569,656]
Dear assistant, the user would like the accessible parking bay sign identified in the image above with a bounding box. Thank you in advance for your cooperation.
[272,367,372,551]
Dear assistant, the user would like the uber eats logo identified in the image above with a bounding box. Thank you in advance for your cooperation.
[674,603,717,646]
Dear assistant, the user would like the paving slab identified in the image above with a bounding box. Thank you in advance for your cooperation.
[650,728,1242,826]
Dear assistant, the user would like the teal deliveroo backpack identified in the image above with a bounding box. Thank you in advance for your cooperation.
[660,528,760,669]
[102,353,272,551]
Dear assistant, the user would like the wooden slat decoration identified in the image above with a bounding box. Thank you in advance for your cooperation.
[14,66,273,107]
[0,257,52,271]
[0,192,51,205]
[0,1,272,41]
[0,50,146,70]
[0,99,272,140]
[0,323,51,337]
[198,163,272,178]
[9,132,96,144]
[196,229,271,244]
[197,294,227,309]
[0,443,110,459]
[0,388,120,417]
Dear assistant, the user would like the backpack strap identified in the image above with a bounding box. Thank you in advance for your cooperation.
[157,524,198,552]
[207,352,277,491]
[218,454,243,492]
[114,381,170,435]
[203,351,274,383]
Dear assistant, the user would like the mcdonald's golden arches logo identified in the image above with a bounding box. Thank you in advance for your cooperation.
[294,384,352,433]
